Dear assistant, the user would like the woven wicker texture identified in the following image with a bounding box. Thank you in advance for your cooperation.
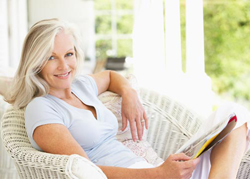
[1,89,250,178]
[140,88,203,160]
[0,96,19,179]
[140,88,250,179]
[1,107,107,179]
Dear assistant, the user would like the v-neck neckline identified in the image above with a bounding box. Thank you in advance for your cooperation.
[48,91,99,120]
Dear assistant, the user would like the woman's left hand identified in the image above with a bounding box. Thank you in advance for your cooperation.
[121,88,148,142]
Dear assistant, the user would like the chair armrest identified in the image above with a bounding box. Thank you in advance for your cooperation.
[140,88,203,159]
[1,106,107,179]
[69,154,107,179]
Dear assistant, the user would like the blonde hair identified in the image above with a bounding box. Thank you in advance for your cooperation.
[6,18,84,109]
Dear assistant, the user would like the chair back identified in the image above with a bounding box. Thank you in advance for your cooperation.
[1,107,71,179]
[0,97,19,178]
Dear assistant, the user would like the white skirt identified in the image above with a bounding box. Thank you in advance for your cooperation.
[128,102,250,179]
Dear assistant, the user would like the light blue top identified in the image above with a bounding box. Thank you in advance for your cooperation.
[25,75,144,167]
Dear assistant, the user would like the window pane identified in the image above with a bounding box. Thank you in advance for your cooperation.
[116,0,133,10]
[94,0,111,10]
[117,39,132,57]
[117,15,133,34]
[95,40,112,60]
[95,15,112,34]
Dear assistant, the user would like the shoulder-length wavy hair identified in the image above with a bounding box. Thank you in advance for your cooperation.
[6,18,84,109]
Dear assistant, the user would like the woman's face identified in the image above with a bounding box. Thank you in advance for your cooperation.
[40,31,77,93]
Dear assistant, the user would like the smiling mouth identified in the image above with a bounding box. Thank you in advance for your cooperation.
[54,71,71,78]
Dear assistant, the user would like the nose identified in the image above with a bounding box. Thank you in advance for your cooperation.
[57,58,68,71]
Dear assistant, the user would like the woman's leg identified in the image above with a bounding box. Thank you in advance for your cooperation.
[209,123,247,179]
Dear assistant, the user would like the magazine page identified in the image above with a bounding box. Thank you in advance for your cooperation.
[175,113,237,158]
[197,115,237,157]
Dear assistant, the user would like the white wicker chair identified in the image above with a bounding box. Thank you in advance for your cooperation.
[0,96,19,179]
[1,88,250,178]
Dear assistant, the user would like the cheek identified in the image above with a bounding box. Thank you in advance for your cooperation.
[71,58,77,69]
[40,65,54,81]
[73,57,77,65]
[40,72,50,84]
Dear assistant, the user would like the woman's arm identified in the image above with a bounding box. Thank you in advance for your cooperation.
[89,70,148,141]
[33,124,199,179]
[89,70,133,96]
[33,124,89,158]
[0,76,12,96]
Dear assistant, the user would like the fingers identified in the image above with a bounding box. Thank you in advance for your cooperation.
[135,115,143,141]
[178,159,199,179]
[164,154,200,179]
[143,109,149,130]
[180,158,200,170]
[126,116,145,142]
[121,107,147,141]
[129,118,146,141]
[129,120,137,142]
[141,119,144,137]
[161,153,199,179]
[171,153,191,161]
[121,92,148,141]
[121,113,128,131]
[128,112,143,141]
[169,153,200,169]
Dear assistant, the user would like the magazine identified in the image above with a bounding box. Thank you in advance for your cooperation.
[175,113,237,159]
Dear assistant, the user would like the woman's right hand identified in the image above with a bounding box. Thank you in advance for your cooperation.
[157,153,200,179]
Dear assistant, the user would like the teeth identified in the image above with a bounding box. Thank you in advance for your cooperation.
[57,72,69,77]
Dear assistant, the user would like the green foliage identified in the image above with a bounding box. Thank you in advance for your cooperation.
[95,15,112,34]
[94,0,133,60]
[180,3,186,72]
[94,0,111,10]
[95,40,112,60]
[202,0,250,101]
[95,0,250,104]
[180,0,250,103]
[116,1,133,10]
[117,15,133,34]
[117,39,132,57]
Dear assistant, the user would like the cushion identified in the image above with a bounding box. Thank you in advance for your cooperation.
[98,74,164,166]
[98,74,147,141]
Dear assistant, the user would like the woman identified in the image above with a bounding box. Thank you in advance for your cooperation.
[4,18,250,179]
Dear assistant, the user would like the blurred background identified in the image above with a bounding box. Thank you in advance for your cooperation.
[0,0,249,116]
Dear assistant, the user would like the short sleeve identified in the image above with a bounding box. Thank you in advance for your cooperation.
[74,75,98,96]
[25,97,64,150]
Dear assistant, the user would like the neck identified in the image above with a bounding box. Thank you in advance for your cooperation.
[49,88,73,100]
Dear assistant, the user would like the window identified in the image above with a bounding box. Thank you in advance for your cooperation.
[94,0,134,60]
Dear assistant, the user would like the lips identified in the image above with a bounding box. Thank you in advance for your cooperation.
[54,71,71,78]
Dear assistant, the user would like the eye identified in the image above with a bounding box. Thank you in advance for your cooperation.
[66,53,74,57]
[48,56,55,60]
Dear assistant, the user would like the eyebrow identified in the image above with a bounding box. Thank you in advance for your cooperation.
[51,48,74,55]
